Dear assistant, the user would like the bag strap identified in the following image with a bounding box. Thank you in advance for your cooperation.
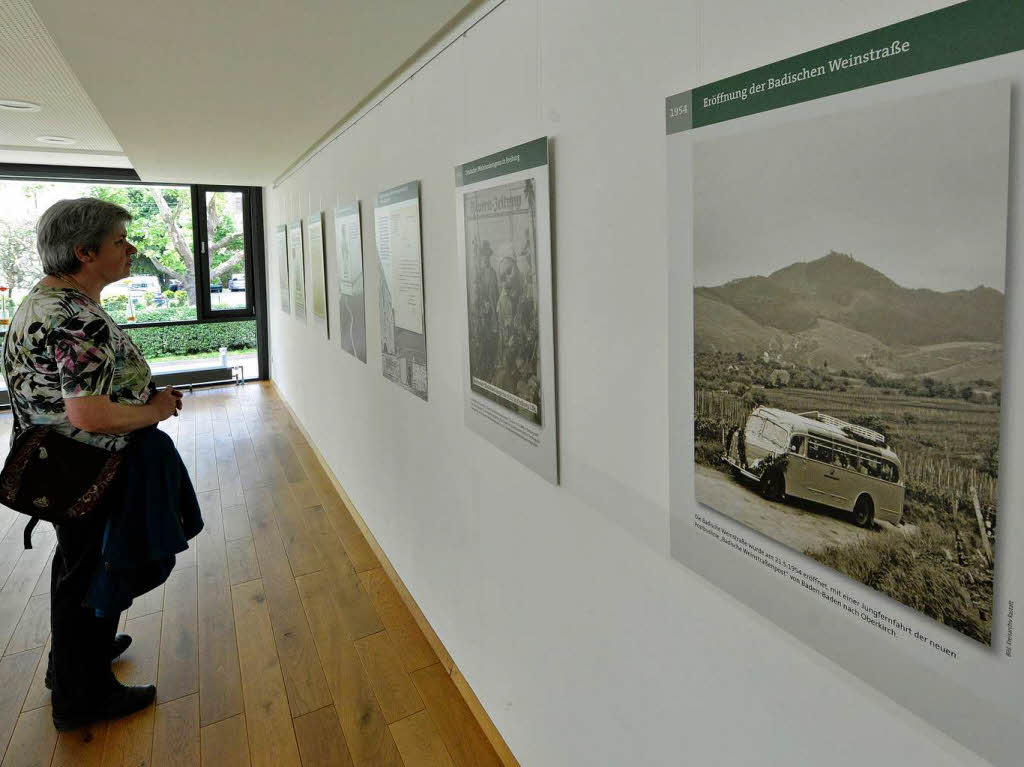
[23,518,38,550]
[2,329,40,549]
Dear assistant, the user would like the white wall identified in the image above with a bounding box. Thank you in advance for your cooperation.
[265,1,988,764]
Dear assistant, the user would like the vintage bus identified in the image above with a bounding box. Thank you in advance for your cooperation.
[724,406,904,528]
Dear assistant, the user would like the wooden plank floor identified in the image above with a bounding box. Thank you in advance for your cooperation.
[0,383,503,767]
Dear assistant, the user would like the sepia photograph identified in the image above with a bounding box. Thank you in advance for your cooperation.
[464,179,542,424]
[692,80,1010,644]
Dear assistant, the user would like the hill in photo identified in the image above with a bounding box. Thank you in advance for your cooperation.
[695,251,1004,381]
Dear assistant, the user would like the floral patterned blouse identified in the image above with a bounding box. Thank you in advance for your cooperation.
[2,284,153,452]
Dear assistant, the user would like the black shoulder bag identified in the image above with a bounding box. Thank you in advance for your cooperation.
[0,333,124,548]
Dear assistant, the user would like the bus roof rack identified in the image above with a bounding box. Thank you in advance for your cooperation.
[798,411,886,446]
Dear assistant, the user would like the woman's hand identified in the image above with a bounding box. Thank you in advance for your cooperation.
[150,386,183,421]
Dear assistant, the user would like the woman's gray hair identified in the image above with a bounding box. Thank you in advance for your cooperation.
[36,198,132,276]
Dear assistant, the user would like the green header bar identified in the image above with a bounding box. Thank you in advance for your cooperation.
[455,137,548,186]
[377,181,420,207]
[667,0,1024,134]
[334,202,359,219]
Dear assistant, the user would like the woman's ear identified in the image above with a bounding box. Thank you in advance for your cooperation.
[72,244,95,264]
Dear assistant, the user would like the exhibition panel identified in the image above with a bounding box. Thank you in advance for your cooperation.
[375,181,428,400]
[287,217,305,322]
[455,138,559,483]
[333,202,367,362]
[274,223,289,314]
[669,3,1023,764]
[307,210,329,337]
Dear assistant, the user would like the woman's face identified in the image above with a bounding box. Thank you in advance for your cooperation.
[87,224,137,283]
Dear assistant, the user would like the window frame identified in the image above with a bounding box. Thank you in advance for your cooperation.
[194,184,257,321]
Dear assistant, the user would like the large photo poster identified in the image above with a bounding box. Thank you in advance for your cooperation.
[668,4,1024,765]
[287,218,306,322]
[694,81,1008,645]
[334,202,366,362]
[455,138,558,483]
[375,181,427,400]
[274,223,289,313]
[308,211,329,336]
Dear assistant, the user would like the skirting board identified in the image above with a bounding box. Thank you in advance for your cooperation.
[270,381,520,767]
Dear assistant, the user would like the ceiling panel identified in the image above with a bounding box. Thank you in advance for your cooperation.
[30,0,479,185]
[0,0,125,162]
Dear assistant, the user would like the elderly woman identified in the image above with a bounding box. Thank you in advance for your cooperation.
[2,198,183,730]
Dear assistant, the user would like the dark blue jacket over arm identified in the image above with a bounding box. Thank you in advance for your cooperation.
[86,425,203,616]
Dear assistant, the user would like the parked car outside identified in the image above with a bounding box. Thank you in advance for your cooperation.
[228,273,246,292]
[103,275,160,299]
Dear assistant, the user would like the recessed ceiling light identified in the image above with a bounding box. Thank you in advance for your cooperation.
[0,99,41,112]
[35,135,76,145]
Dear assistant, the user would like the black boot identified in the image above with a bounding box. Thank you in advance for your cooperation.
[45,633,132,690]
[52,679,156,732]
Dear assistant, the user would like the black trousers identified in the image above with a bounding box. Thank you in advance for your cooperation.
[49,509,120,711]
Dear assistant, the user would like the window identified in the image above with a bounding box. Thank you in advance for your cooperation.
[199,189,254,316]
[789,435,805,454]
[807,438,834,464]
[862,456,882,478]
[0,173,267,388]
[834,445,860,472]
[761,420,789,449]
[745,416,764,440]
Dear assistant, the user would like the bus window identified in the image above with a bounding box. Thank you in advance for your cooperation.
[845,449,861,472]
[745,416,764,441]
[762,420,788,449]
[880,461,899,482]
[789,435,805,454]
[807,438,833,464]
[833,446,859,472]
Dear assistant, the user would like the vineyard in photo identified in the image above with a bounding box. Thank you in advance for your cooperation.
[694,350,998,643]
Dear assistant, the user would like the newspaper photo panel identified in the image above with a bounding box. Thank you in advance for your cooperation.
[456,138,558,483]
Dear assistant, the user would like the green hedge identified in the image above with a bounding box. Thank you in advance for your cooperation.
[129,305,197,323]
[125,320,256,357]
[104,303,196,325]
